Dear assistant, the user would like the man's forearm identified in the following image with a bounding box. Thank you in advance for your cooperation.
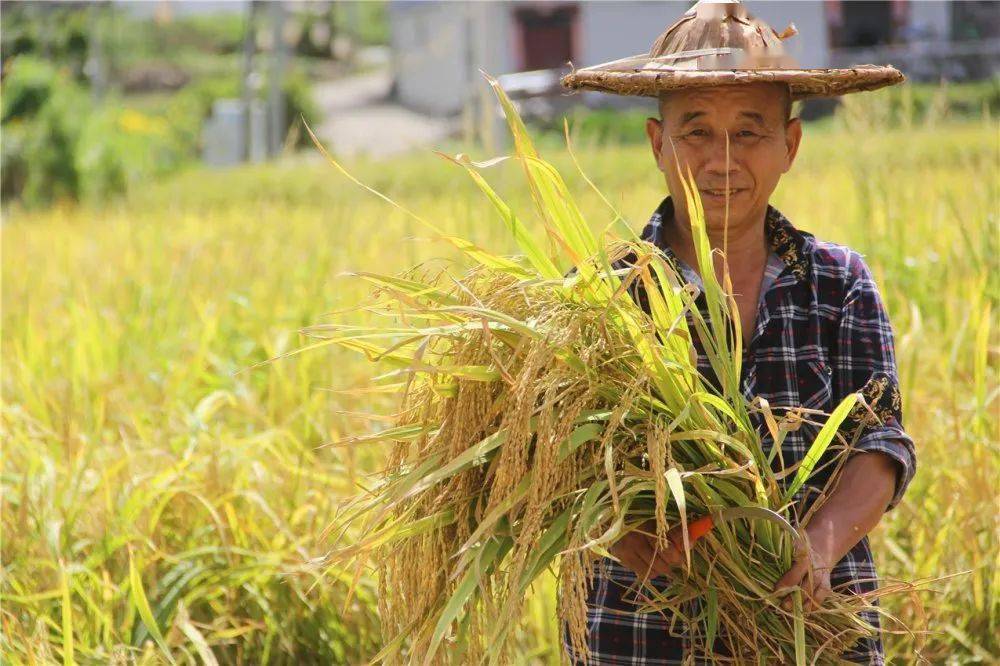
[805,452,899,567]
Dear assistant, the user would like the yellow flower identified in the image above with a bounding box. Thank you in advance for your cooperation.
[118,109,167,136]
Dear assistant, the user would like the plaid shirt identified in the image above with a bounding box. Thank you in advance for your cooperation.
[563,196,917,665]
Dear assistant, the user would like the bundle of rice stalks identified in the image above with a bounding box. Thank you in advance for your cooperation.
[308,78,885,664]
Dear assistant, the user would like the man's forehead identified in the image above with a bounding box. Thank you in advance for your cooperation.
[659,84,788,122]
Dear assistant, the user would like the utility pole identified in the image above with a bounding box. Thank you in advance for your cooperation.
[462,3,476,147]
[85,2,109,102]
[342,0,359,64]
[240,1,259,163]
[473,2,498,154]
[268,1,288,157]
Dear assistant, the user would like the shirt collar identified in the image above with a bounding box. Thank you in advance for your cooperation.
[639,195,812,283]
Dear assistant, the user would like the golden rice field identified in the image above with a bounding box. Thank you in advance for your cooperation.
[2,101,998,663]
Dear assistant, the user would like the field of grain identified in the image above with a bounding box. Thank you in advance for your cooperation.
[3,103,997,663]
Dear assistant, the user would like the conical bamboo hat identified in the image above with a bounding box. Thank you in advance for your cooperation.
[560,0,904,100]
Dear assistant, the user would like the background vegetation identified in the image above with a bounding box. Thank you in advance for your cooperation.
[0,2,374,208]
[3,86,997,662]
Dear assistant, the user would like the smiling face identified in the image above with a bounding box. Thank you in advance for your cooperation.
[645,83,802,233]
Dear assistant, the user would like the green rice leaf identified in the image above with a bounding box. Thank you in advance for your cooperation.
[349,271,463,307]
[424,537,513,665]
[453,477,531,573]
[331,422,436,447]
[441,152,561,279]
[557,421,605,460]
[60,563,74,666]
[793,590,807,666]
[705,587,719,653]
[783,392,860,501]
[128,553,176,664]
[176,602,218,666]
[442,235,534,278]
[572,481,611,542]
[486,74,609,283]
[518,503,574,592]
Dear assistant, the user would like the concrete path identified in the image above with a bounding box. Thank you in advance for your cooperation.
[311,69,458,159]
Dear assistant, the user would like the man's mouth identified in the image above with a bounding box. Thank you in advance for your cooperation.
[699,187,746,198]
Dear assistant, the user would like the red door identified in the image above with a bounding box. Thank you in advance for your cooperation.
[514,4,579,71]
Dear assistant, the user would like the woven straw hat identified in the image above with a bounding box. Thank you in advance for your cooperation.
[560,0,904,101]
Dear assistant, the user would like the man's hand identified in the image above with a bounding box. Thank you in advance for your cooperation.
[773,529,834,611]
[772,451,899,612]
[610,520,684,581]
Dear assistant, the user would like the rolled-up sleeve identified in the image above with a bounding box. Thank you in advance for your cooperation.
[834,254,917,510]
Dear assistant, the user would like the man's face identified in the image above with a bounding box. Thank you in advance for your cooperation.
[645,83,802,232]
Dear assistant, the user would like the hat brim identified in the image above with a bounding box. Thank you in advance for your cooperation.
[560,65,904,101]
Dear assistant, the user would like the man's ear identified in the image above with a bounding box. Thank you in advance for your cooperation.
[645,117,666,172]
[783,117,803,173]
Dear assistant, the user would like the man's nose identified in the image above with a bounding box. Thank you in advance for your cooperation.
[703,134,740,178]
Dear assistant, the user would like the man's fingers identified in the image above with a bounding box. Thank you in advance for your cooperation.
[635,520,659,540]
[625,539,656,582]
[665,523,688,551]
[619,532,678,581]
[774,559,808,611]
[774,561,833,612]
[804,578,832,611]
[611,535,641,576]
[638,536,675,581]
[772,528,835,613]
[815,581,832,605]
[613,530,663,582]
[652,539,682,574]
[774,559,807,593]
[613,521,698,582]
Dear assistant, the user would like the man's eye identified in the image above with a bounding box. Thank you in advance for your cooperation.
[687,129,707,137]
[737,130,758,138]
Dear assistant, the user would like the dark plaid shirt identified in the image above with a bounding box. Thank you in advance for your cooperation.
[563,196,917,665]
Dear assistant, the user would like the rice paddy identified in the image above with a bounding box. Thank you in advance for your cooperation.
[2,98,997,663]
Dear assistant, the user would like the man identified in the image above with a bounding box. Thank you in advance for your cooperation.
[560,1,916,663]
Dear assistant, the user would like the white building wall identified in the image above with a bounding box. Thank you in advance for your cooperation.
[389,2,472,115]
[572,1,685,108]
[906,0,951,40]
[743,1,830,69]
[389,1,513,116]
[577,1,690,67]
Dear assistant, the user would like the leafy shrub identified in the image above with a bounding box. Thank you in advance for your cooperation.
[76,107,187,203]
[1,57,89,205]
[0,3,91,80]
[1,56,197,206]
[2,49,321,207]
[1,54,62,122]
